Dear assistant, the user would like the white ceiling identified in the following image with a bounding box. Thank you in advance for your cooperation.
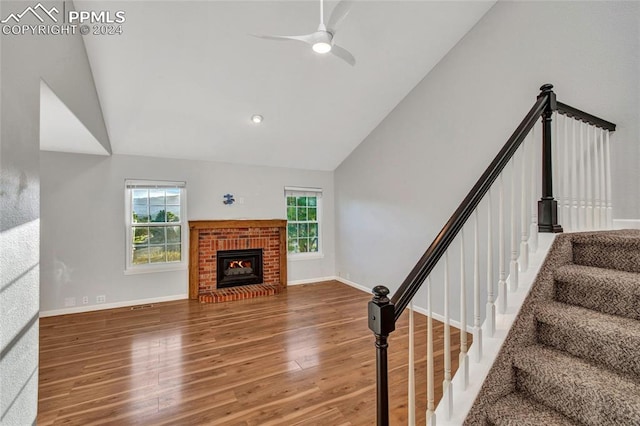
[70,0,494,170]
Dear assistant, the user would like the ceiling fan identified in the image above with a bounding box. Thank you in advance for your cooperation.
[252,0,356,66]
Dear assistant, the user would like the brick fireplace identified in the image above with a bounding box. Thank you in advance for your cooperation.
[189,219,287,303]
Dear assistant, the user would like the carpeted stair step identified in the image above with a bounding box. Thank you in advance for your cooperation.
[554,264,640,319]
[572,231,640,273]
[513,345,640,426]
[536,301,640,380]
[486,392,579,426]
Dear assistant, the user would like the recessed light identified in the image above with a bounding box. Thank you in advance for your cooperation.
[251,114,263,124]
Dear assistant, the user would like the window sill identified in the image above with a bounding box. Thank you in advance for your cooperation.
[124,263,187,275]
[287,253,324,262]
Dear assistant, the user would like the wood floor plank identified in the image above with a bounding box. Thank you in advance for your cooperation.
[39,280,469,425]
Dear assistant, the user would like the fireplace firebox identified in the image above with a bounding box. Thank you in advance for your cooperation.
[216,249,263,288]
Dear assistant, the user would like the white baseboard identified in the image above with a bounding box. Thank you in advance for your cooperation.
[287,276,338,286]
[334,276,471,332]
[334,276,372,294]
[613,219,640,229]
[39,294,188,318]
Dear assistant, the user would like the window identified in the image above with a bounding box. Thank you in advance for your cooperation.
[285,186,322,258]
[125,180,186,273]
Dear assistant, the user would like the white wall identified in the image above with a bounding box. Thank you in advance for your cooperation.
[39,152,335,314]
[334,1,640,321]
[0,1,109,423]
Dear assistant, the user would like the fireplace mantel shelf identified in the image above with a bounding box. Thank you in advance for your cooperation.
[189,219,286,230]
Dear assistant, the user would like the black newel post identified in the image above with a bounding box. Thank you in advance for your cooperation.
[537,84,563,233]
[368,285,395,426]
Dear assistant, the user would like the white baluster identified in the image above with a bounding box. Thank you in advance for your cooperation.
[586,124,594,229]
[408,300,415,426]
[571,118,579,230]
[426,277,435,426]
[472,210,482,362]
[443,252,452,420]
[498,175,507,315]
[529,125,539,252]
[599,128,607,228]
[459,232,469,391]
[579,121,587,230]
[486,193,496,337]
[593,127,602,229]
[552,112,562,226]
[509,157,519,292]
[520,133,529,272]
[562,114,571,230]
[605,130,613,228]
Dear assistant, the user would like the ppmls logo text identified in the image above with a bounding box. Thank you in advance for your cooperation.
[1,2,126,36]
[1,3,59,24]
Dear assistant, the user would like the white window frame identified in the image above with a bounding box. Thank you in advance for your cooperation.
[124,179,187,274]
[285,186,324,261]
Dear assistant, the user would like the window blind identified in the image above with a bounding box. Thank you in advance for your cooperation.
[126,179,186,189]
[284,186,323,198]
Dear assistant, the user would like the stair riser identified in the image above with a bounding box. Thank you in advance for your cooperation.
[555,281,640,320]
[515,369,640,426]
[486,392,580,426]
[537,322,640,381]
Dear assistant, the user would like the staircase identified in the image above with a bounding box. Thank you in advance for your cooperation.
[368,85,621,425]
[466,230,640,425]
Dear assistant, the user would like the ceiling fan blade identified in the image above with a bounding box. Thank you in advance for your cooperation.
[251,33,315,45]
[330,44,356,66]
[326,0,352,32]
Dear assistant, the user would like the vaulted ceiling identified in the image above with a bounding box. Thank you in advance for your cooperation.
[66,1,494,170]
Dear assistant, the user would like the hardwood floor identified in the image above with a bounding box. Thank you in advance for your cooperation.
[38,281,468,425]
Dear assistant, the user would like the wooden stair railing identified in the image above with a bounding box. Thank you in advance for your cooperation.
[368,84,616,425]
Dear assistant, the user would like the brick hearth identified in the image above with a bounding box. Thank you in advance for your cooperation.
[188,220,287,303]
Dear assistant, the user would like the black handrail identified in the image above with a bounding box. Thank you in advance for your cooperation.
[557,101,616,131]
[390,92,548,319]
[367,84,617,426]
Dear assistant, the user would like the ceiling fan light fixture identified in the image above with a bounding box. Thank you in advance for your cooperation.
[312,41,332,54]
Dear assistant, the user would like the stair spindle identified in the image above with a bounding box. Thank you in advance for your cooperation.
[593,127,602,229]
[598,128,607,227]
[473,209,482,362]
[579,121,587,230]
[509,156,519,292]
[408,301,415,426]
[529,125,539,252]
[520,132,529,271]
[561,114,571,230]
[498,174,507,314]
[605,130,613,228]
[459,231,469,390]
[443,251,452,419]
[487,193,496,337]
[586,124,594,229]
[571,118,579,230]
[426,277,435,425]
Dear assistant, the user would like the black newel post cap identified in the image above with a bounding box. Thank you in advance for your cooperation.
[540,83,554,93]
[372,285,390,304]
[538,83,557,110]
[368,285,395,335]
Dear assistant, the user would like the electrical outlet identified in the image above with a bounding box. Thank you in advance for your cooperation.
[346,272,351,280]
[64,297,76,307]
[238,197,245,204]
[96,295,106,303]
[82,296,89,305]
